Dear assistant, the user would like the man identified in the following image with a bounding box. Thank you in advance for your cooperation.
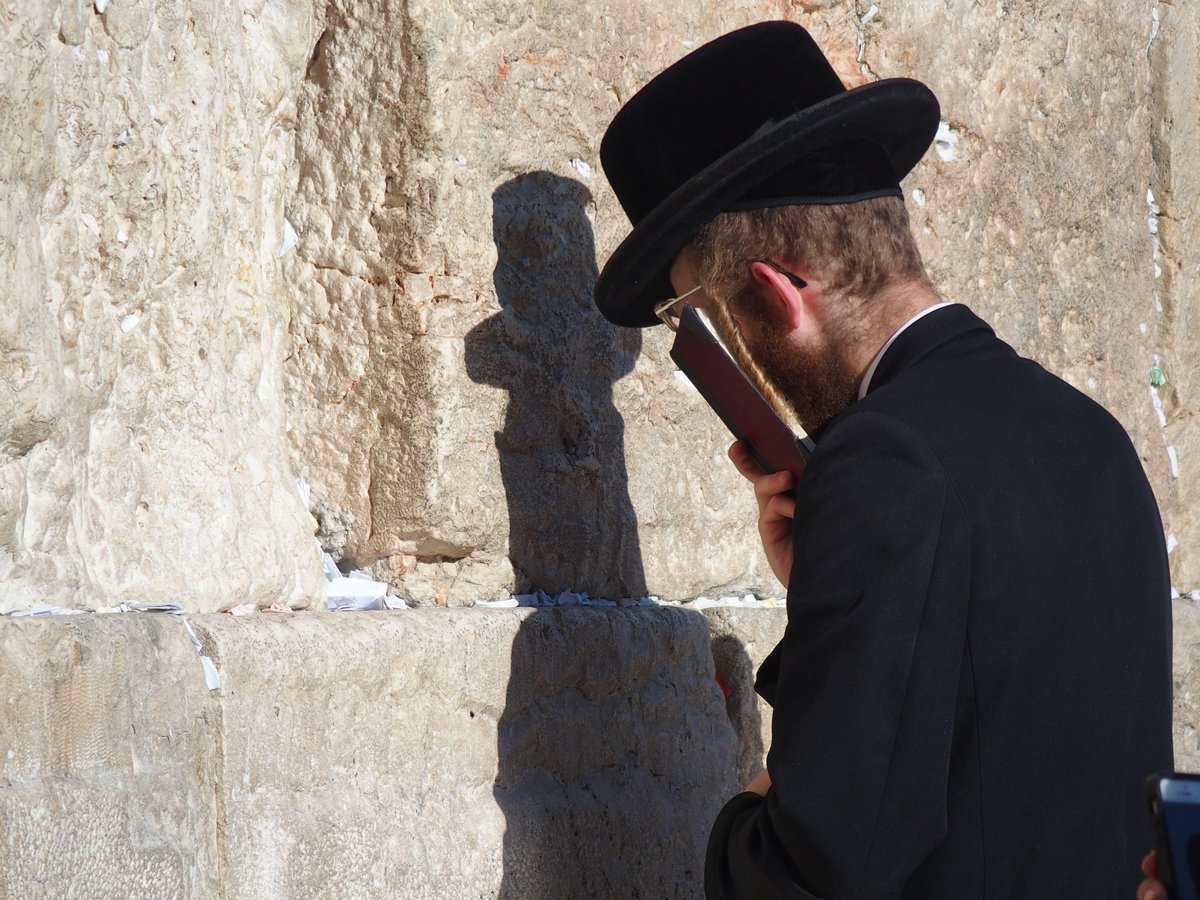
[593,21,1173,899]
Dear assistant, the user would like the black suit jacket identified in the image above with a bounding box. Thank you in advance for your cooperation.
[705,305,1173,899]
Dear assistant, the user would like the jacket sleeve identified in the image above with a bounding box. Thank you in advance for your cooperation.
[706,410,972,900]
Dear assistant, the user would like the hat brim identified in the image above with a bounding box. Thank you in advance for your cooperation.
[595,78,940,327]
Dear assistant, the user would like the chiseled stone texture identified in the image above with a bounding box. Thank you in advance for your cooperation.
[1172,598,1200,772]
[0,615,219,899]
[1149,0,1200,589]
[704,607,786,786]
[282,0,797,606]
[0,1,323,612]
[193,606,738,899]
[0,0,1187,610]
[0,607,743,898]
[881,0,1173,523]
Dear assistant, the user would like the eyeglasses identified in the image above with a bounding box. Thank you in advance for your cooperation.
[653,283,704,331]
[653,260,807,331]
[752,258,808,290]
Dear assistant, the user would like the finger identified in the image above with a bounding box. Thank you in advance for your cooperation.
[728,441,764,480]
[744,768,772,796]
[1141,850,1157,877]
[765,492,797,521]
[754,470,794,505]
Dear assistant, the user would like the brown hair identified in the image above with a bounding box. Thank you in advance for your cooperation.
[700,294,804,432]
[688,196,931,309]
[684,196,931,430]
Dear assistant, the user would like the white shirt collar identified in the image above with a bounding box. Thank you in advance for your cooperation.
[857,302,953,400]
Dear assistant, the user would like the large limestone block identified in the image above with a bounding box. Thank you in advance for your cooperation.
[194,607,739,898]
[877,1,1173,541]
[2,601,1191,897]
[0,1,324,611]
[284,0,1177,606]
[0,615,219,898]
[704,607,787,786]
[1,0,1180,623]
[283,1,807,605]
[1172,598,1200,771]
[1149,1,1200,588]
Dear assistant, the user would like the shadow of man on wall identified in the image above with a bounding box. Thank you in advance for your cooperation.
[711,633,766,786]
[465,172,646,600]
[492,605,737,899]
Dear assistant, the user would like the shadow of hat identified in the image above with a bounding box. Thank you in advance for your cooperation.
[594,20,940,328]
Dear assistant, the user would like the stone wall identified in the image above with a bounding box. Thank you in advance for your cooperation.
[5,602,1200,897]
[0,609,770,898]
[4,0,1192,612]
[4,1,1200,895]
[0,0,324,613]
[1150,0,1200,588]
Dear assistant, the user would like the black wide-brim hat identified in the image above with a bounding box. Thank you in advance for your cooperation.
[595,21,940,327]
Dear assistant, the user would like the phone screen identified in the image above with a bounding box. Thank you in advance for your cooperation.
[1155,777,1200,899]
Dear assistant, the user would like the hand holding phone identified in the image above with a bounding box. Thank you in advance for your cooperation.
[1147,772,1200,900]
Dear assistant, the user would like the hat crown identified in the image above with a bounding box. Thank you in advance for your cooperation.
[601,22,848,225]
[593,20,940,327]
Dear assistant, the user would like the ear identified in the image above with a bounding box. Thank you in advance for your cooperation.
[749,261,812,332]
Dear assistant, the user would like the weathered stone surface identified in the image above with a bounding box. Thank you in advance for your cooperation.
[0,1,323,612]
[704,607,786,786]
[1149,0,1200,589]
[1172,598,1200,772]
[6,600,1200,897]
[0,615,219,898]
[0,607,745,898]
[2,0,1193,609]
[195,606,738,898]
[282,0,794,606]
[880,0,1173,519]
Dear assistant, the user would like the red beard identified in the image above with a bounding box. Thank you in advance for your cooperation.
[733,303,859,436]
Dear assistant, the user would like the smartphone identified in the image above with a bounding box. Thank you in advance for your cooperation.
[1147,771,1200,899]
[668,304,812,483]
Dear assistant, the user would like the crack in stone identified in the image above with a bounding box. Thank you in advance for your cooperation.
[852,0,880,81]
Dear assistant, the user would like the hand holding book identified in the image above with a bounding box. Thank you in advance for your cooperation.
[669,305,812,484]
[669,304,808,588]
